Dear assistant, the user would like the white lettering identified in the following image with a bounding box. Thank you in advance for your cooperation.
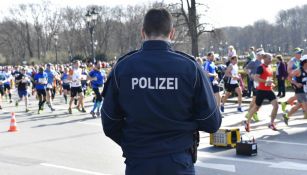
[148,78,155,89]
[155,78,159,89]
[159,78,166,89]
[132,78,138,89]
[167,78,174,89]
[131,77,178,90]
[139,77,147,88]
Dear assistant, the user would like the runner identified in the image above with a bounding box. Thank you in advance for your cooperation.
[68,60,86,114]
[221,55,244,113]
[3,66,13,103]
[45,63,58,111]
[34,67,48,114]
[15,67,31,112]
[244,48,265,122]
[203,52,221,111]
[0,67,6,109]
[283,55,307,124]
[61,67,71,104]
[281,48,303,112]
[244,53,279,132]
[88,61,104,118]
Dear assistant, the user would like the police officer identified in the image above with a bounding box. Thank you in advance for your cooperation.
[101,8,222,175]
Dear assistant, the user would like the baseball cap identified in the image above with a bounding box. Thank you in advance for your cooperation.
[256,48,265,55]
[294,47,304,54]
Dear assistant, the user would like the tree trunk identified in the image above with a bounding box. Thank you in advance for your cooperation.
[189,0,199,57]
[37,37,40,60]
[25,22,33,58]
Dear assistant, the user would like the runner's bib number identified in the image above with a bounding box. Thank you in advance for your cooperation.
[39,78,47,84]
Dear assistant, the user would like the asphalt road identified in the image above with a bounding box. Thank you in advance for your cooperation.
[0,92,306,175]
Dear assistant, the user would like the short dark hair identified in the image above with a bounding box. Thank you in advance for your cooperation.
[231,55,237,60]
[143,8,173,37]
[207,52,214,57]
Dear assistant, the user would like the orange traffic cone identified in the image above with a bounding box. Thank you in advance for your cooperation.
[8,112,18,132]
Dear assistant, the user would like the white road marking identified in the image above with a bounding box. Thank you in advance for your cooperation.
[198,153,307,171]
[78,122,101,126]
[196,161,236,172]
[40,163,111,175]
[269,161,307,171]
[257,139,307,146]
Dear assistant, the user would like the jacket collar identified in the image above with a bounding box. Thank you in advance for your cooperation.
[141,40,172,51]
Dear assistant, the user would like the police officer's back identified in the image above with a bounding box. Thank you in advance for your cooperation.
[101,8,222,175]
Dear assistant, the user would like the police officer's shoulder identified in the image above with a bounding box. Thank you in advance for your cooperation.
[116,50,139,64]
[173,50,197,63]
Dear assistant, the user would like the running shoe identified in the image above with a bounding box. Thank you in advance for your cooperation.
[220,105,224,113]
[68,108,72,114]
[74,99,78,105]
[244,121,250,132]
[81,108,86,113]
[253,113,260,122]
[15,101,19,106]
[26,108,30,112]
[268,123,278,131]
[90,111,96,118]
[281,102,287,113]
[96,111,100,118]
[237,107,244,112]
[282,113,289,126]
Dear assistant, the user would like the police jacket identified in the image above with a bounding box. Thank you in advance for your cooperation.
[101,40,222,158]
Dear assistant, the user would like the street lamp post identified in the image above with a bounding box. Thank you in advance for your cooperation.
[54,34,59,64]
[85,8,98,63]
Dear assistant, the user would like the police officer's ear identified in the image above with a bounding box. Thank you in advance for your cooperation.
[141,28,146,40]
[169,28,175,40]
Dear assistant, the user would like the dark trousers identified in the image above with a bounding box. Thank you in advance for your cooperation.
[125,151,195,175]
[247,77,253,97]
[93,88,102,102]
[277,78,286,96]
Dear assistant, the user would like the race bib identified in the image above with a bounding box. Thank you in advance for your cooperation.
[81,75,87,80]
[39,78,47,84]
[253,81,259,88]
[72,81,81,87]
[63,79,70,84]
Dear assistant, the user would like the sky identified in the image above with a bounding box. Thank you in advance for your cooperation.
[1,0,307,28]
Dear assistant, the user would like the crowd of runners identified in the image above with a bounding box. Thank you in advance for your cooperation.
[201,46,307,132]
[0,60,108,118]
[0,45,306,132]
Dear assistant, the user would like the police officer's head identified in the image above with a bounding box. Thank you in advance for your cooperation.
[142,8,175,40]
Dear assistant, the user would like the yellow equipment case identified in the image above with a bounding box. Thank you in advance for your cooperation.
[210,128,240,148]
